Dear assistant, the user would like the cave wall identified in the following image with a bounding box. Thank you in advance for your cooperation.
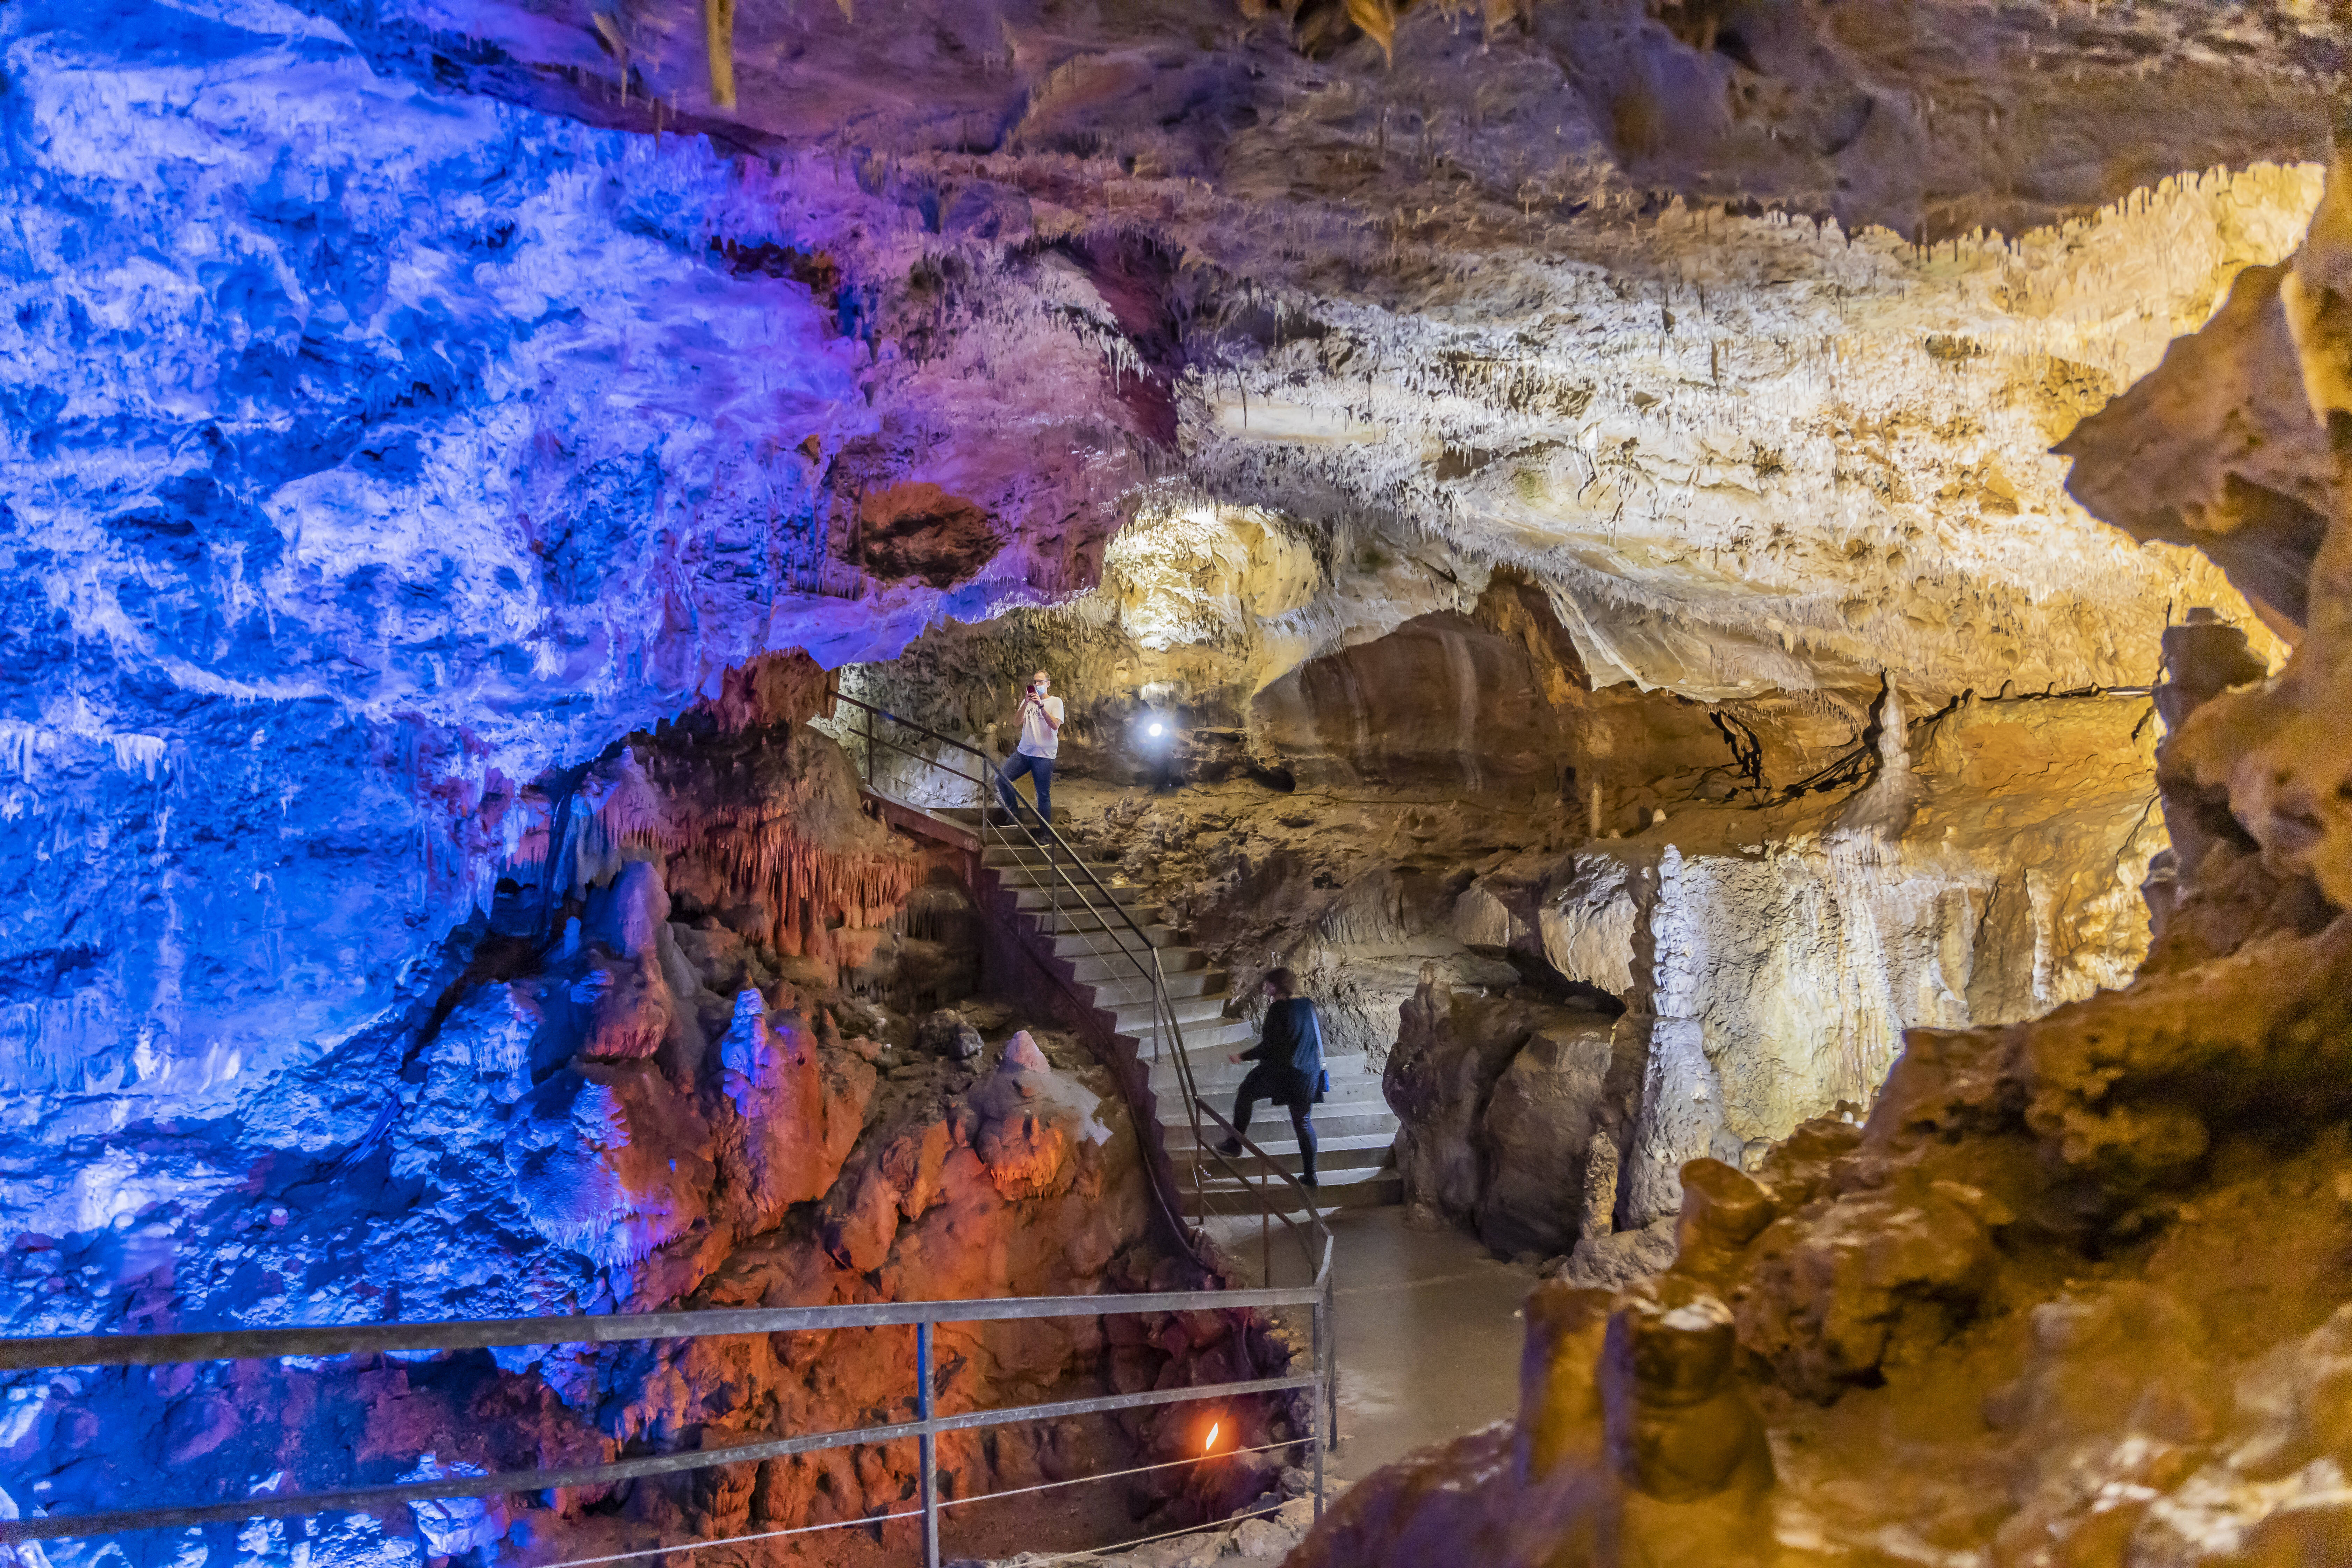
[1359,678,2165,1270]
[0,0,1170,1160]
[0,702,1274,1564]
[878,539,2172,1266]
[1286,124,2352,1568]
[13,0,2303,1138]
[412,1,2333,730]
[0,7,1241,1553]
[1,2,2342,1561]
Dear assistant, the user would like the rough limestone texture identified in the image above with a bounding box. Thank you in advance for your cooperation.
[0,0,1162,1148]
[1034,624,2163,1264]
[0,704,1274,1568]
[1283,132,2352,1568]
[0,0,2317,1243]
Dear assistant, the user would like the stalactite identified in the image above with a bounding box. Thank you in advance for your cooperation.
[703,0,736,110]
[506,739,920,965]
[668,814,921,956]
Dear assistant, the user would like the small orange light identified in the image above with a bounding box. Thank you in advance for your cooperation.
[1204,1421,1220,1453]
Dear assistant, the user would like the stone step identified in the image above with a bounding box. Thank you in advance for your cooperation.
[1151,1052,1376,1091]
[1044,923,1182,960]
[1159,1092,1392,1135]
[1192,1156,1398,1187]
[1186,1167,1405,1216]
[1069,948,1208,986]
[992,870,1140,902]
[1151,1070,1388,1107]
[1120,1017,1258,1056]
[982,844,1125,872]
[1090,970,1227,1006]
[1170,1126,1399,1162]
[1155,1029,1365,1067]
[1031,905,1172,936]
[1158,1096,1388,1132]
[939,805,1072,827]
[1087,968,1227,1005]
[1163,1072,1394,1108]
[1104,992,1233,1029]
[1153,1084,1386,1117]
[1010,883,1153,912]
[973,846,1404,1214]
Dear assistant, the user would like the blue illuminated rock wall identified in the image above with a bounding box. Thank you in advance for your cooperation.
[1,0,1160,1182]
[0,0,874,1145]
[0,4,1181,1554]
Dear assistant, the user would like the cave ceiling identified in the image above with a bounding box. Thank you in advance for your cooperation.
[417,0,2342,703]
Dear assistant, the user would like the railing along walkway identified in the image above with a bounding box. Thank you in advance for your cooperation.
[825,687,1332,1288]
[0,689,1343,1568]
[0,1264,1334,1566]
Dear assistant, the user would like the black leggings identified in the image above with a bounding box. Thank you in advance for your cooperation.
[1232,1065,1318,1179]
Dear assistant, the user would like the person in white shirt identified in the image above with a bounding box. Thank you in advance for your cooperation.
[997,670,1064,828]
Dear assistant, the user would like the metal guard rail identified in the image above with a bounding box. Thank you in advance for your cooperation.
[834,700,1210,1252]
[822,688,1335,1287]
[0,1271,1334,1555]
[0,696,1347,1566]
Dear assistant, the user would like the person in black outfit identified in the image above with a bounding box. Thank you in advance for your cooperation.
[1215,967,1324,1189]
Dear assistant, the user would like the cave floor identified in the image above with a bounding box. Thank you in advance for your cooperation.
[1211,1206,1542,1485]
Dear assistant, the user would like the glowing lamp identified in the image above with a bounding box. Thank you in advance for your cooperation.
[1148,721,1165,737]
[1204,1421,1220,1454]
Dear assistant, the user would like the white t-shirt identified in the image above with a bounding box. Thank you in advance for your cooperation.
[1018,693,1065,758]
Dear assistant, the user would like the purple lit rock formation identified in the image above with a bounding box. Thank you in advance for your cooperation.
[0,0,1172,1145]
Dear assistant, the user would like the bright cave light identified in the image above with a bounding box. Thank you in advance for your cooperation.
[1148,721,1165,737]
[1204,1420,1221,1454]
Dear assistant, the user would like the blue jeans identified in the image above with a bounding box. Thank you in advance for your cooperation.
[998,751,1053,824]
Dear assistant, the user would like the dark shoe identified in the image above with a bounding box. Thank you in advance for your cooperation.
[1215,1137,1243,1157]
[1300,1168,1319,1189]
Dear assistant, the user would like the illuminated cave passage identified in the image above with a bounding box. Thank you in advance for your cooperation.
[1,2,2346,1567]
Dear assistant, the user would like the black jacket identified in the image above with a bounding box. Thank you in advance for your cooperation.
[1239,997,1325,1103]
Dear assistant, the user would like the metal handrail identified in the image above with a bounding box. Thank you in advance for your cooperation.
[840,718,1207,1255]
[0,700,1348,1567]
[824,688,1332,1283]
[0,1281,1324,1369]
[0,1272,1334,1553]
[857,729,1166,1018]
[823,684,1337,1456]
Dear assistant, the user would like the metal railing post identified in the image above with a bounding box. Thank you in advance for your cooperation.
[1325,1272,1340,1454]
[0,1286,1336,1551]
[919,1319,940,1568]
[1311,1293,1325,1523]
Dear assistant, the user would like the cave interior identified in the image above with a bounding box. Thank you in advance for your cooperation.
[2,0,2349,1566]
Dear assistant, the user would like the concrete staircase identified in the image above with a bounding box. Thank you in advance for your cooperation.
[940,807,1402,1216]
